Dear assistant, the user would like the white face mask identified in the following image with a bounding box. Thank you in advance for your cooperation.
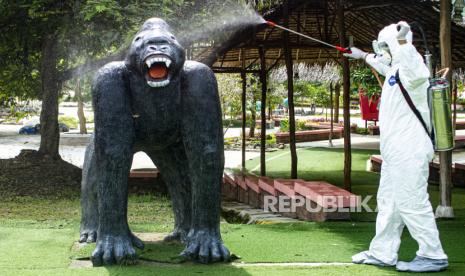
[372,40,392,66]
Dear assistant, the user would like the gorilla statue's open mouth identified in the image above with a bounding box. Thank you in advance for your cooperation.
[144,54,173,88]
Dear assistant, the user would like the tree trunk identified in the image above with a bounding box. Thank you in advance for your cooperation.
[437,0,454,218]
[337,0,352,191]
[38,34,61,159]
[284,0,298,179]
[334,82,341,123]
[75,78,87,134]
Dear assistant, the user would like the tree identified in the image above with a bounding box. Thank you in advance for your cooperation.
[0,0,191,158]
[217,74,242,119]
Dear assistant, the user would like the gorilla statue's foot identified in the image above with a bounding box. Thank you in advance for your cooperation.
[91,232,144,266]
[181,228,230,264]
[164,227,189,243]
[79,225,98,243]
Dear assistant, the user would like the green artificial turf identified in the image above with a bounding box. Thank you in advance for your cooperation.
[1,147,465,275]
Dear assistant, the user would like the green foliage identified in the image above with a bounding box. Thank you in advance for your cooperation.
[58,116,78,129]
[248,133,276,145]
[223,119,240,128]
[351,65,382,98]
[0,0,192,103]
[354,126,370,135]
[279,118,289,132]
[307,83,330,107]
[296,119,307,131]
[279,119,310,132]
[217,74,242,118]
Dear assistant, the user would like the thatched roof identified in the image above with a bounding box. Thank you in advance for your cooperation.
[188,0,465,72]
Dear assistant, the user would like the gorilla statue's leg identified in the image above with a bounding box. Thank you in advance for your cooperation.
[80,137,99,243]
[179,62,230,263]
[90,62,144,266]
[147,140,192,243]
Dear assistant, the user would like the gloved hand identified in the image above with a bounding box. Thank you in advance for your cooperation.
[343,47,368,60]
[396,21,410,40]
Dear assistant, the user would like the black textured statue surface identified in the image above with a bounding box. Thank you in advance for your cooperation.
[79,18,229,266]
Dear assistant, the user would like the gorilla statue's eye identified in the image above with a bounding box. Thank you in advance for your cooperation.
[170,35,176,40]
[135,36,142,42]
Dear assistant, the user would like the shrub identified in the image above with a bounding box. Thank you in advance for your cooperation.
[58,116,78,129]
[280,119,311,132]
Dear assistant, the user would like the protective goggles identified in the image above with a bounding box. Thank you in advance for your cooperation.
[372,40,390,55]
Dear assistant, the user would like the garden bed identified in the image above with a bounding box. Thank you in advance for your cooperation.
[275,129,343,144]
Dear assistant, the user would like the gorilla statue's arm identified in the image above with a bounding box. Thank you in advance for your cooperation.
[91,62,144,266]
[180,61,230,263]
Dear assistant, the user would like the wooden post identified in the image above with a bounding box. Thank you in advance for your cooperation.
[241,70,247,173]
[259,46,267,177]
[337,0,351,191]
[284,0,298,179]
[453,80,457,133]
[329,82,334,147]
[436,0,454,218]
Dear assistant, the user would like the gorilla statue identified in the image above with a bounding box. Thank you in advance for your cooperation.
[79,18,229,266]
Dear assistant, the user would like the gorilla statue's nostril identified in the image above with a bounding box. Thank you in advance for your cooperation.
[149,46,157,51]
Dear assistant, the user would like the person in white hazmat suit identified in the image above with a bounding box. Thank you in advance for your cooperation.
[344,21,448,273]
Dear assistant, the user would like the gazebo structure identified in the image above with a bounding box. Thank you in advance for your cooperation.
[187,0,465,215]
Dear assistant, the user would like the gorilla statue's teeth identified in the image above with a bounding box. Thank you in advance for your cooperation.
[147,79,170,88]
[145,57,172,68]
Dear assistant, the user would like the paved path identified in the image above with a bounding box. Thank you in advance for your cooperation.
[4,122,465,169]
[222,201,300,224]
[0,124,259,169]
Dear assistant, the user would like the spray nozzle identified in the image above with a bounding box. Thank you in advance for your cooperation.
[336,46,352,54]
[266,20,277,27]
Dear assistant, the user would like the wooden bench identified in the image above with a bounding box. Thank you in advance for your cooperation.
[222,172,238,201]
[294,181,360,221]
[370,155,441,184]
[245,175,261,208]
[128,168,168,194]
[369,155,383,172]
[235,174,249,204]
[273,179,305,218]
[456,120,465,130]
[129,168,159,178]
[455,135,465,149]
[452,163,465,188]
[258,177,276,209]
[275,129,343,144]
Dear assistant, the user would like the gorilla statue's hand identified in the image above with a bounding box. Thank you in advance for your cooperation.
[91,231,144,266]
[181,228,230,263]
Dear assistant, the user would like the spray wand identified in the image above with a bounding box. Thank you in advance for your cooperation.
[265,20,352,54]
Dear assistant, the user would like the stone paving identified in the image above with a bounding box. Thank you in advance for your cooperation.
[221,201,300,224]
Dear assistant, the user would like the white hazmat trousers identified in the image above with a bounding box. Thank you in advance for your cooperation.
[360,24,447,265]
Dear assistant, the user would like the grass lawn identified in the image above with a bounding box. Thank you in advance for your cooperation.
[1,147,464,275]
